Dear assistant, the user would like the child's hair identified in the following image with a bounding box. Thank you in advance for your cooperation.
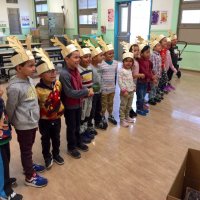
[36,60,45,67]
[141,45,150,54]
[129,44,139,52]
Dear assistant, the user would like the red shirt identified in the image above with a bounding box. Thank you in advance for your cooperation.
[160,48,167,69]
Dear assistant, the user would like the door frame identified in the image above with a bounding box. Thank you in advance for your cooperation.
[114,0,153,59]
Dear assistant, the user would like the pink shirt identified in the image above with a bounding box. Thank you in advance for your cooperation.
[165,50,177,73]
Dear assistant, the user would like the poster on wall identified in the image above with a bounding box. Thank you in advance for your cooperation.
[151,11,160,25]
[107,8,114,29]
[0,21,8,28]
[160,11,168,24]
[21,16,30,27]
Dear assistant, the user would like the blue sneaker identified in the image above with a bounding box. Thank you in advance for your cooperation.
[143,109,149,114]
[81,133,92,144]
[33,164,45,173]
[25,173,48,188]
[83,130,95,139]
[137,110,147,116]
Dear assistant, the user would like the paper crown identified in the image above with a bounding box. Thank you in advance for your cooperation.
[84,40,102,58]
[25,34,32,51]
[120,41,133,60]
[7,36,34,67]
[51,37,78,58]
[157,34,166,42]
[34,47,55,75]
[136,36,149,52]
[150,34,160,49]
[70,39,91,57]
[167,37,171,42]
[168,30,177,40]
[97,37,114,53]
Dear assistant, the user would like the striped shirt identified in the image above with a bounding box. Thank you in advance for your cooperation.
[78,65,93,88]
[99,60,118,94]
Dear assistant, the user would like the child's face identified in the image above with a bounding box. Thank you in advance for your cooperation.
[104,50,114,62]
[171,39,177,46]
[16,59,36,77]
[141,49,150,59]
[65,51,80,69]
[160,38,167,49]
[154,43,162,52]
[123,57,133,69]
[133,46,139,58]
[0,88,3,97]
[80,54,91,68]
[167,42,171,50]
[40,69,56,84]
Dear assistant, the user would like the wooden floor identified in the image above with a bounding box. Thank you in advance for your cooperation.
[1,70,200,200]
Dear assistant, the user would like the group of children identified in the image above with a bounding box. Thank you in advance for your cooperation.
[0,31,180,199]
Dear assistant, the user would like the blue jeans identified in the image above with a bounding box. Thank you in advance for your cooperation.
[136,82,148,111]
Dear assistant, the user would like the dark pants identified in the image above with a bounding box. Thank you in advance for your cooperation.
[0,143,13,197]
[64,108,82,151]
[136,82,148,111]
[167,64,179,81]
[88,93,102,126]
[16,128,37,180]
[39,118,61,161]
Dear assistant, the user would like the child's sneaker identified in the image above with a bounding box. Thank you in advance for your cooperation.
[33,163,45,173]
[7,192,23,200]
[9,177,17,187]
[95,121,107,130]
[25,173,48,188]
[129,109,137,118]
[80,133,92,144]
[148,99,157,105]
[67,149,81,159]
[101,116,108,128]
[87,127,98,135]
[45,157,53,169]
[121,120,129,128]
[137,110,147,116]
[53,155,64,165]
[168,84,175,90]
[108,115,117,125]
[77,143,89,152]
[83,130,95,139]
[125,117,135,123]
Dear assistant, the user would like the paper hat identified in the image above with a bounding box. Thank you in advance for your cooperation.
[150,34,160,49]
[168,30,177,40]
[34,47,55,75]
[97,37,114,53]
[51,37,78,58]
[71,39,91,57]
[84,40,102,58]
[7,36,34,67]
[157,34,166,42]
[167,37,171,42]
[25,34,32,51]
[136,36,149,52]
[120,41,133,60]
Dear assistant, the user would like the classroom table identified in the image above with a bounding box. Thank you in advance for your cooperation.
[0,43,41,49]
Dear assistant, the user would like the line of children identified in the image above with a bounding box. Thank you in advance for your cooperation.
[35,48,65,169]
[6,36,48,188]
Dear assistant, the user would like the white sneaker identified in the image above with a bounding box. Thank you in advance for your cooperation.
[121,120,129,128]
[125,117,135,123]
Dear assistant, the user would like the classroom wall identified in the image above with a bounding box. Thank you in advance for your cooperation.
[151,0,200,71]
[0,0,35,40]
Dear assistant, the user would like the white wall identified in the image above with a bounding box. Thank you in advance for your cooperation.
[151,0,173,30]
[48,0,63,13]
[0,0,34,28]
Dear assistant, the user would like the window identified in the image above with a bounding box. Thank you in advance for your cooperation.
[7,8,22,34]
[178,0,200,44]
[77,0,98,33]
[6,0,18,3]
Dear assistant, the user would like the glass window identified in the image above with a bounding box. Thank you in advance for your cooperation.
[121,7,128,32]
[36,4,48,12]
[78,0,87,9]
[181,10,200,23]
[88,0,97,8]
[79,15,88,24]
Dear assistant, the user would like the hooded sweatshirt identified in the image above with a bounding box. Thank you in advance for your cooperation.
[6,76,40,130]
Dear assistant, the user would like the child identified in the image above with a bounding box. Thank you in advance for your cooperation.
[157,34,169,93]
[165,38,177,90]
[0,87,23,200]
[51,37,93,159]
[72,40,95,144]
[85,40,106,130]
[6,36,48,187]
[129,44,145,118]
[35,48,65,169]
[149,37,163,105]
[136,36,156,116]
[97,37,118,127]
[118,43,135,127]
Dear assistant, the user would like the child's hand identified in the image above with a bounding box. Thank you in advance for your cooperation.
[88,88,94,97]
[0,89,3,97]
[122,91,128,96]
[139,74,145,79]
[0,129,3,137]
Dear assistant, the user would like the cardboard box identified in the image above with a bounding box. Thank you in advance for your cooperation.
[167,149,200,200]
